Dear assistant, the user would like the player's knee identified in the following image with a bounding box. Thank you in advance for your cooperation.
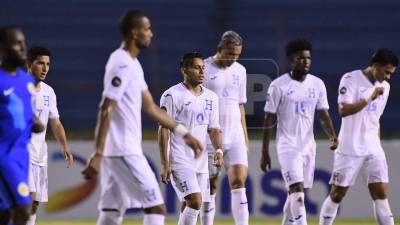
[229,177,245,189]
[370,190,387,200]
[31,201,39,215]
[288,183,304,194]
[330,186,347,203]
[143,204,166,215]
[210,179,218,194]
[185,193,202,210]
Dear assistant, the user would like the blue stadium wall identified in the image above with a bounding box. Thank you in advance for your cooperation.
[1,0,400,134]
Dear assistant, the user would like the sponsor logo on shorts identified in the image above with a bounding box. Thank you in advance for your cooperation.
[145,189,157,201]
[179,181,189,192]
[332,172,342,183]
[283,171,291,182]
[18,182,29,197]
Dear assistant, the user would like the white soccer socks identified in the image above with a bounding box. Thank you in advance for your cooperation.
[373,199,394,225]
[97,210,124,225]
[231,188,249,225]
[282,195,294,225]
[179,207,199,225]
[200,193,216,225]
[26,214,36,225]
[289,192,307,225]
[143,214,165,225]
[319,197,339,225]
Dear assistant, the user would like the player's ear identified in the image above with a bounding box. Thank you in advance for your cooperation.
[180,67,186,76]
[130,28,139,40]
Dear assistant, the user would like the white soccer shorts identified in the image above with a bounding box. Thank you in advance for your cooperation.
[207,141,248,178]
[277,151,315,190]
[28,163,48,202]
[329,152,389,187]
[98,154,164,211]
[171,169,210,203]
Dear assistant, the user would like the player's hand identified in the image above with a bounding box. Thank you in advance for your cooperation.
[214,152,224,167]
[370,87,385,101]
[32,116,45,133]
[329,137,338,151]
[183,133,203,158]
[160,164,171,184]
[82,152,102,180]
[260,153,271,173]
[63,149,74,168]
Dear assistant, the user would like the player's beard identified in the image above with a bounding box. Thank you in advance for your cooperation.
[2,55,26,68]
[135,40,150,50]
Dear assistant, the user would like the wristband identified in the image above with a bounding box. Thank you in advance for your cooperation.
[174,124,189,136]
[215,149,223,156]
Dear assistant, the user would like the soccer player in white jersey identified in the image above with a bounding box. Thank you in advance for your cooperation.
[158,52,224,225]
[202,31,250,225]
[25,46,73,225]
[81,10,202,225]
[319,49,398,225]
[260,38,338,225]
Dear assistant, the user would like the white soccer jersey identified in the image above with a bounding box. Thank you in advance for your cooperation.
[29,82,59,166]
[264,73,329,155]
[203,56,247,145]
[102,48,148,156]
[160,83,220,173]
[336,70,389,156]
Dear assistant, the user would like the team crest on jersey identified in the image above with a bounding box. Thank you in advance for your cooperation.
[339,87,347,94]
[18,182,29,197]
[111,77,122,87]
[27,82,36,94]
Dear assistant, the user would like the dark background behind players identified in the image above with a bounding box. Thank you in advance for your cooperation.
[1,0,399,136]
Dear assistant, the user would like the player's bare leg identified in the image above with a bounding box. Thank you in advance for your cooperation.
[319,185,348,225]
[287,182,307,225]
[368,182,394,225]
[177,193,201,225]
[26,192,38,225]
[143,204,166,225]
[228,164,249,225]
[9,204,31,225]
[0,210,10,225]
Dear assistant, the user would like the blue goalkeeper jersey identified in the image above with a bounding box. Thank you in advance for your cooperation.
[0,67,35,209]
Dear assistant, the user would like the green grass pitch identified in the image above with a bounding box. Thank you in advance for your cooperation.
[37,218,397,225]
